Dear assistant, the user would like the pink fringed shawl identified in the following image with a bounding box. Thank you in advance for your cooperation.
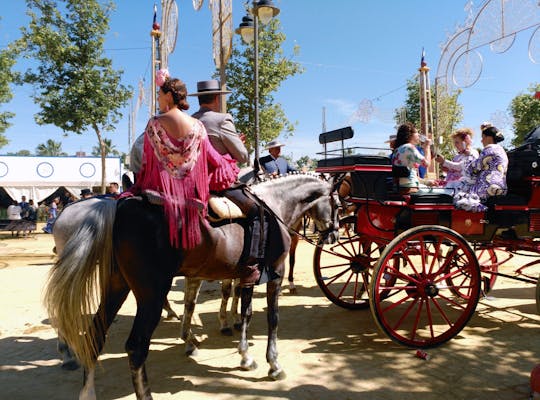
[129,117,239,249]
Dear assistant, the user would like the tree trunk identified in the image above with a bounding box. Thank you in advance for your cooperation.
[93,124,107,194]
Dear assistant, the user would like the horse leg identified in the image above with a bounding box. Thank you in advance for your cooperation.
[266,273,286,380]
[232,279,242,330]
[238,284,257,371]
[288,234,299,294]
[80,271,130,400]
[162,297,179,320]
[57,334,79,370]
[218,279,233,336]
[125,277,172,400]
[181,277,203,356]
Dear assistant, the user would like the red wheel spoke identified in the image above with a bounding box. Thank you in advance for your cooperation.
[428,296,456,326]
[320,262,352,271]
[323,267,354,285]
[425,299,435,339]
[388,297,420,331]
[385,265,421,285]
[336,271,356,299]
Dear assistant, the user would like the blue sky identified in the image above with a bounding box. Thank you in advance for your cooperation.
[0,0,539,161]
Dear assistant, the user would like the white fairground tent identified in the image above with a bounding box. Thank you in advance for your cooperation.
[0,155,122,204]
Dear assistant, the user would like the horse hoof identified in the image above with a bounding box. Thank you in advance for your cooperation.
[220,327,233,336]
[233,322,242,331]
[185,346,199,357]
[268,368,286,381]
[240,359,258,371]
[61,359,80,371]
[289,287,297,295]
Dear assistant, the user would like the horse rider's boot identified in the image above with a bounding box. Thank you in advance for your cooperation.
[238,217,264,286]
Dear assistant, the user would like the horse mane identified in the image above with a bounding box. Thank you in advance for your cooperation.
[250,172,326,193]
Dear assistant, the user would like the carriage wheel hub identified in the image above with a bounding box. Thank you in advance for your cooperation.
[424,283,439,297]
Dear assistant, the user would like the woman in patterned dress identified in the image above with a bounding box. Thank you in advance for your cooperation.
[392,122,432,193]
[127,71,238,249]
[454,125,508,212]
[435,127,479,189]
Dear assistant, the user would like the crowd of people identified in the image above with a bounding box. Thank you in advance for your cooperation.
[5,196,37,237]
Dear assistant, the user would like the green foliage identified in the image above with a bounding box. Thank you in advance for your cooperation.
[36,139,67,156]
[20,0,132,192]
[225,18,304,154]
[91,137,119,157]
[295,155,317,171]
[0,17,21,148]
[509,83,540,147]
[394,77,462,159]
[7,149,33,156]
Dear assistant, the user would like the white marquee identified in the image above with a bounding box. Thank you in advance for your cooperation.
[0,155,122,202]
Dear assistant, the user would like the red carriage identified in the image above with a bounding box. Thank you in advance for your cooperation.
[314,126,540,349]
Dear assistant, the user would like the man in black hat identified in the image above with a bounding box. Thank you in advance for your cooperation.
[189,79,282,285]
[189,80,248,164]
[80,188,94,199]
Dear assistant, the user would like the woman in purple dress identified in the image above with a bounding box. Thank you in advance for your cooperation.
[435,127,479,189]
[454,125,508,212]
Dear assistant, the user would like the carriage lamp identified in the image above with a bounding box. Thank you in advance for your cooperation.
[236,0,280,171]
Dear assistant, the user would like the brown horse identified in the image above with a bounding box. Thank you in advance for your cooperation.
[44,174,339,400]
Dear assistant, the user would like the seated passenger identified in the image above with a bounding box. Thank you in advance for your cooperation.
[434,127,479,189]
[454,124,508,212]
[392,122,432,194]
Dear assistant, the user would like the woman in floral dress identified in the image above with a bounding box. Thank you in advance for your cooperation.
[454,125,508,212]
[435,127,479,189]
[392,122,432,193]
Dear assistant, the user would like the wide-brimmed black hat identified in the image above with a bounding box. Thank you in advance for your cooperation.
[80,188,92,197]
[188,80,231,96]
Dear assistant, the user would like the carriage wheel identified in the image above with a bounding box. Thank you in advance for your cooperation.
[370,225,481,348]
[313,216,388,310]
[446,247,498,299]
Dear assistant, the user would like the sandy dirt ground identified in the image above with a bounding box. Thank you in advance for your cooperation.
[1,224,539,400]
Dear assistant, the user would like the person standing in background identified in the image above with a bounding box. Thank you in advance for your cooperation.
[259,140,297,176]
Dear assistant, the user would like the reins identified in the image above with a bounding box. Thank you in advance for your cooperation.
[244,181,340,253]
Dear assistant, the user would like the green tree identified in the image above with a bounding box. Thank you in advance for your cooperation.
[394,77,462,159]
[225,17,304,154]
[295,155,317,171]
[7,149,32,156]
[0,18,20,148]
[36,139,67,156]
[91,137,119,157]
[20,0,132,193]
[509,83,540,147]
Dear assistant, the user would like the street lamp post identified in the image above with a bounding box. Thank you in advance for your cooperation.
[236,0,280,171]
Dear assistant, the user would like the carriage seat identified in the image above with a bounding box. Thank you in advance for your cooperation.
[484,193,529,207]
[141,189,246,222]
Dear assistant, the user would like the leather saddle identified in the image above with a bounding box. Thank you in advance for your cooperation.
[142,189,245,222]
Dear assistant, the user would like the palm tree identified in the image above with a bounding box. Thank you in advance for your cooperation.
[35,139,67,156]
[92,138,119,157]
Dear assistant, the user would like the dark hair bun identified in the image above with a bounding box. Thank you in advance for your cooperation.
[483,126,504,143]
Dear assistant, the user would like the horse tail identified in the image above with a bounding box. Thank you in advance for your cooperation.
[44,198,117,370]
